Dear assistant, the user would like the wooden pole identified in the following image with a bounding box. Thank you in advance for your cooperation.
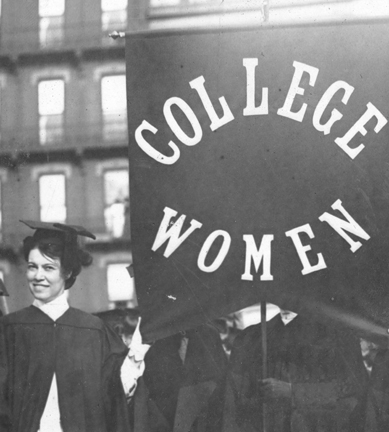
[0,296,9,315]
[261,302,268,432]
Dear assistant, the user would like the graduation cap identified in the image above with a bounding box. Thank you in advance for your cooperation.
[20,220,96,240]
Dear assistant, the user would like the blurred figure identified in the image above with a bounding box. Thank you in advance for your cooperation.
[105,199,126,238]
[222,308,365,432]
[348,338,389,432]
[132,323,228,432]
[212,316,241,358]
[95,308,139,347]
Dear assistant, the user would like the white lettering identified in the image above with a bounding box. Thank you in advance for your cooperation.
[197,230,231,272]
[241,234,274,281]
[277,61,319,122]
[318,199,370,252]
[285,224,327,275]
[335,102,388,159]
[163,97,203,146]
[135,120,180,165]
[313,81,354,135]
[152,207,202,258]
[243,58,269,116]
[189,76,234,131]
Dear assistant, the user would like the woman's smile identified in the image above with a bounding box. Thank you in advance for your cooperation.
[27,248,66,305]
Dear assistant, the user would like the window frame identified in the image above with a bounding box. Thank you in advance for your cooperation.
[38,78,65,145]
[103,168,129,238]
[39,0,65,48]
[106,261,137,308]
[38,172,67,223]
[101,0,128,33]
[100,74,127,142]
[148,0,265,18]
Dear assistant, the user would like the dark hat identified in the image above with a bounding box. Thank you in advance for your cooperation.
[20,220,96,240]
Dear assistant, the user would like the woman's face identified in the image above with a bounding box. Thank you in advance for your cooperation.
[27,247,66,304]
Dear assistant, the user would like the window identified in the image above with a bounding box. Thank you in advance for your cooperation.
[107,263,137,308]
[102,0,128,33]
[39,0,65,48]
[39,174,66,222]
[104,169,129,238]
[101,75,127,142]
[38,79,64,145]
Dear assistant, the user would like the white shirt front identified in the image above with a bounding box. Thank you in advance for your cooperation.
[33,293,68,432]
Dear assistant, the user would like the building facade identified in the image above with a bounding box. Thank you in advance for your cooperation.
[0,0,387,315]
[0,0,150,313]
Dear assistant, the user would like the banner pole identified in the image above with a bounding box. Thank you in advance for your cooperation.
[0,279,9,315]
[0,296,9,315]
[261,302,268,432]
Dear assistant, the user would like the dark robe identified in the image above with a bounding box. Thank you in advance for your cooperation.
[349,347,389,432]
[223,314,367,432]
[131,324,228,432]
[0,305,130,432]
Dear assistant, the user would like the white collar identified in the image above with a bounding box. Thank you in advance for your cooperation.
[33,291,69,321]
[280,311,298,326]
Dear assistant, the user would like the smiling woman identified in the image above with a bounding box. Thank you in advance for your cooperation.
[22,220,93,295]
[0,221,150,432]
[26,249,66,305]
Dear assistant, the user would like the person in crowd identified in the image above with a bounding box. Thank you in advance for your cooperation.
[95,308,140,347]
[130,323,228,432]
[222,307,366,432]
[0,220,149,432]
[348,338,389,431]
[212,316,241,358]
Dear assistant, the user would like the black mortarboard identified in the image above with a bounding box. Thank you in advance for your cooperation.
[20,220,96,240]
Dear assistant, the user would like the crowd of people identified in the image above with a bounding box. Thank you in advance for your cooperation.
[0,221,389,432]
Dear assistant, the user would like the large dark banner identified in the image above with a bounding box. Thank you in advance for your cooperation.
[126,20,389,343]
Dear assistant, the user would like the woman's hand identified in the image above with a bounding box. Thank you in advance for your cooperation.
[128,318,151,362]
[121,318,152,400]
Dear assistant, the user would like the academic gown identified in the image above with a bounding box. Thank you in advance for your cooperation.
[0,305,130,432]
[222,314,366,432]
[349,347,389,432]
[130,324,228,432]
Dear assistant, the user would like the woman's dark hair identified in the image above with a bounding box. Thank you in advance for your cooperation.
[23,229,93,289]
